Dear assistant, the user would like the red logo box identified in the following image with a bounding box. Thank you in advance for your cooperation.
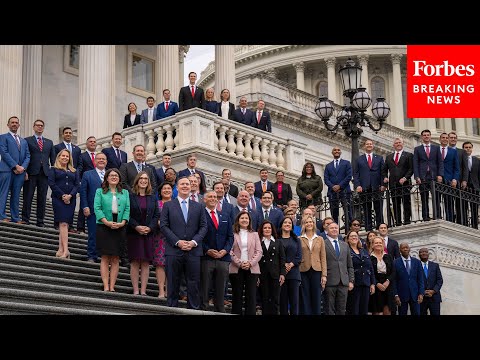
[407,45,480,118]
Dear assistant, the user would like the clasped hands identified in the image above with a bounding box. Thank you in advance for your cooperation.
[206,249,227,259]
[61,193,72,204]
[178,240,194,251]
[135,225,151,235]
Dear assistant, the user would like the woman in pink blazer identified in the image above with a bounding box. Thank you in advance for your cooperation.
[229,211,263,315]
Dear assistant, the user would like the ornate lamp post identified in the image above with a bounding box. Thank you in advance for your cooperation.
[314,58,391,173]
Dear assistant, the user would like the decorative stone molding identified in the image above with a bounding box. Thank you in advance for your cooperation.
[324,57,336,68]
[293,62,305,72]
[264,67,278,78]
[391,53,403,65]
[357,54,369,65]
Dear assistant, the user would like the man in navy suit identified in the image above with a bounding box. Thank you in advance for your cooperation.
[253,99,272,132]
[160,176,208,309]
[178,72,205,112]
[233,190,262,231]
[80,152,107,262]
[354,139,385,231]
[156,153,172,185]
[21,119,56,227]
[377,223,400,259]
[244,181,262,212]
[102,132,127,171]
[177,154,206,190]
[156,89,179,119]
[254,168,273,199]
[393,242,424,315]
[449,132,469,225]
[439,133,460,222]
[200,191,233,312]
[419,247,443,315]
[0,116,30,223]
[462,142,480,228]
[140,96,157,124]
[324,146,352,228]
[233,96,255,127]
[213,181,235,224]
[259,191,284,231]
[413,129,444,221]
[54,127,81,169]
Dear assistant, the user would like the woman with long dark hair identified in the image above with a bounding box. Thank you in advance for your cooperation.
[296,162,323,209]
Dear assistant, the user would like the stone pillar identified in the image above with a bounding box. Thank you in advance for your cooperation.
[215,45,236,103]
[179,45,190,91]
[78,45,116,144]
[358,55,371,115]
[0,45,23,133]
[293,62,305,91]
[305,68,314,94]
[21,45,42,137]
[157,45,180,104]
[455,118,466,136]
[391,54,405,129]
[325,57,337,105]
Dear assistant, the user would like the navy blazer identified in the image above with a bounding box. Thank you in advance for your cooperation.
[413,144,444,180]
[392,257,425,302]
[0,133,30,172]
[177,168,206,188]
[350,247,376,286]
[218,200,235,225]
[202,208,233,262]
[79,169,103,211]
[324,158,352,195]
[24,136,55,176]
[77,151,96,180]
[160,198,208,257]
[386,237,401,259]
[54,142,81,169]
[123,114,142,129]
[178,85,205,111]
[156,101,179,119]
[422,260,443,302]
[253,110,272,132]
[354,153,384,190]
[259,207,284,232]
[254,180,273,199]
[48,167,80,199]
[233,108,256,127]
[140,107,157,124]
[442,146,460,183]
[279,236,302,281]
[102,147,127,171]
[127,193,160,234]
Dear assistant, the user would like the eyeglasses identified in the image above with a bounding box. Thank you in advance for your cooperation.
[108,175,119,178]
[352,223,360,226]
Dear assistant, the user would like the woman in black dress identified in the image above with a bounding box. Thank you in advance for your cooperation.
[48,149,79,259]
[370,235,396,315]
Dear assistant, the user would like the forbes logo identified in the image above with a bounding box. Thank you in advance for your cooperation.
[413,60,475,77]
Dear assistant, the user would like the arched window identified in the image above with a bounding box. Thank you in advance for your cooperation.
[318,81,328,97]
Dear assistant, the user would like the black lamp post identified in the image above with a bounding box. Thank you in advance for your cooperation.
[314,58,391,173]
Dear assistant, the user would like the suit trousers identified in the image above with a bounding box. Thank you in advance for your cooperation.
[230,269,258,315]
[328,192,352,228]
[0,171,25,222]
[420,298,440,315]
[389,184,412,226]
[259,274,281,315]
[324,285,349,315]
[398,298,420,315]
[419,179,441,220]
[280,279,300,315]
[85,212,98,260]
[300,268,322,315]
[359,189,383,231]
[166,253,201,310]
[22,172,49,225]
[200,258,229,312]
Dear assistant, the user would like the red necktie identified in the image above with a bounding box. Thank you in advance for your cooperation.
[191,86,195,98]
[367,154,372,169]
[211,210,218,229]
[394,152,399,165]
[425,145,430,158]
[165,101,169,111]
[442,147,445,160]
[91,152,95,165]
[37,137,43,152]
[250,197,256,210]
[257,111,261,124]
[190,194,196,202]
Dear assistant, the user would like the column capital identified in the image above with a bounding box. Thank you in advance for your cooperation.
[391,53,403,65]
[264,67,278,78]
[357,54,369,65]
[293,61,305,72]
[179,45,190,54]
[325,57,336,68]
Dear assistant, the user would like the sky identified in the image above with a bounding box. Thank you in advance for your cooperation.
[183,45,215,85]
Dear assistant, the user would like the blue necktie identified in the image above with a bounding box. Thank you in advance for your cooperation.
[333,240,340,257]
[423,263,428,278]
[181,200,188,223]
[405,259,410,275]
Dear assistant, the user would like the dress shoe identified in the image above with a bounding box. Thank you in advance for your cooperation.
[1,219,10,222]
[180,296,187,301]
[36,224,45,228]
[17,220,28,224]
[68,229,78,234]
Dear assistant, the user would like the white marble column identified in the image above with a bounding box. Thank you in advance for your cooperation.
[78,45,116,144]
[179,45,190,92]
[215,45,236,103]
[325,57,337,104]
[455,118,466,136]
[358,55,370,115]
[157,45,180,104]
[293,61,305,91]
[0,45,23,133]
[391,54,405,129]
[21,45,42,137]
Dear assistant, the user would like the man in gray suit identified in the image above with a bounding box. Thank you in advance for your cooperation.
[119,144,157,193]
[324,222,354,315]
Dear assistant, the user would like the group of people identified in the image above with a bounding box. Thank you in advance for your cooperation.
[123,71,272,132]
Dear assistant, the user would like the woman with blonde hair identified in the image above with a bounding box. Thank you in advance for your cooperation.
[48,149,79,259]
[370,235,395,315]
[203,87,219,114]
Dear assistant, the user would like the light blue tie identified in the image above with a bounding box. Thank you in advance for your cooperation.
[67,143,71,152]
[423,263,428,278]
[181,200,188,223]
[405,259,410,275]
[333,240,340,257]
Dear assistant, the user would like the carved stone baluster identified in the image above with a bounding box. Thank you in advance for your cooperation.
[173,122,179,150]
[218,125,228,153]
[276,143,286,170]
[235,131,245,158]
[226,129,237,155]
[260,139,269,165]
[214,124,220,151]
[164,124,174,151]
[244,134,253,161]
[269,141,278,167]
[146,130,156,160]
[252,136,261,163]
[155,127,165,155]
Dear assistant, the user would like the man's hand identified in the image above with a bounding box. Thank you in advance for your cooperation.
[83,207,91,217]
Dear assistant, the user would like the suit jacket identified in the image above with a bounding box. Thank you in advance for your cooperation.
[324,159,352,195]
[218,200,235,225]
[217,102,235,120]
[232,206,262,231]
[54,142,81,169]
[324,237,354,286]
[233,108,256,127]
[354,153,384,190]
[102,147,127,171]
[350,248,376,286]
[260,206,284,232]
[79,169,103,211]
[177,168,206,189]
[202,208,233,262]
[271,181,293,207]
[386,237,401,259]
[454,147,469,182]
[178,85,205,111]
[229,231,263,274]
[24,136,55,176]
[229,183,239,198]
[127,193,160,234]
[441,146,460,183]
[140,107,157,124]
[298,235,327,273]
[77,151,96,180]
[156,167,167,186]
[123,114,142,129]
[260,239,286,279]
[422,260,443,302]
[160,197,208,257]
[93,188,130,223]
[119,162,158,194]
[156,101,179,119]
[253,110,272,132]
[392,257,425,302]
[466,156,480,189]
[0,133,30,172]
[413,144,444,180]
[381,151,414,186]
[254,180,273,199]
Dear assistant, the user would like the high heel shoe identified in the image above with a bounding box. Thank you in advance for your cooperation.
[55,250,63,257]
[59,251,71,259]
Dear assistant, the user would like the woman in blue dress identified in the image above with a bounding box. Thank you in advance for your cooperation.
[204,87,219,114]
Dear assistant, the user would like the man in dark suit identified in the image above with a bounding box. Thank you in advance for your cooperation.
[0,116,30,223]
[253,99,272,132]
[119,144,158,194]
[156,153,172,185]
[213,181,235,224]
[140,96,157,124]
[54,127,81,169]
[156,89,179,119]
[413,129,444,221]
[232,190,262,231]
[393,242,424,315]
[233,96,255,127]
[323,222,354,315]
[439,133,460,222]
[177,154,206,189]
[259,191,284,231]
[200,191,233,312]
[160,176,208,309]
[354,139,385,231]
[21,119,56,227]
[79,152,107,262]
[377,223,400,259]
[222,168,238,198]
[324,146,352,227]
[254,168,273,199]
[102,132,127,171]
[449,132,469,224]
[382,137,414,226]
[271,170,293,210]
[245,181,262,212]
[419,247,443,315]
[178,71,205,111]
[462,142,480,228]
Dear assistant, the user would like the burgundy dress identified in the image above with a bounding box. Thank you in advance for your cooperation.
[152,200,166,267]
[127,195,154,262]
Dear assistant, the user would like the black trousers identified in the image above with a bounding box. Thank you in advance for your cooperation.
[230,269,258,315]
[22,172,49,225]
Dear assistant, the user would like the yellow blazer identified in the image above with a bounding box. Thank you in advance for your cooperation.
[299,234,327,275]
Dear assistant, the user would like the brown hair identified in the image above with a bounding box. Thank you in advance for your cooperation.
[258,220,277,240]
[132,171,152,195]
[101,168,123,194]
[346,230,362,250]
[233,211,253,233]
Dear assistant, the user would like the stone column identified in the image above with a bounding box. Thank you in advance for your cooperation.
[325,57,337,105]
[215,45,236,103]
[455,118,466,136]
[179,45,190,91]
[358,55,371,115]
[391,54,405,129]
[0,45,23,133]
[293,61,305,91]
[305,68,314,94]
[157,45,180,104]
[21,45,42,137]
[78,45,116,144]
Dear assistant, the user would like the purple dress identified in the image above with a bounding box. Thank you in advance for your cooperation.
[127,195,154,262]
[152,200,166,267]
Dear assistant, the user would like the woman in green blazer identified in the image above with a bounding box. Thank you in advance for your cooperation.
[94,168,130,292]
